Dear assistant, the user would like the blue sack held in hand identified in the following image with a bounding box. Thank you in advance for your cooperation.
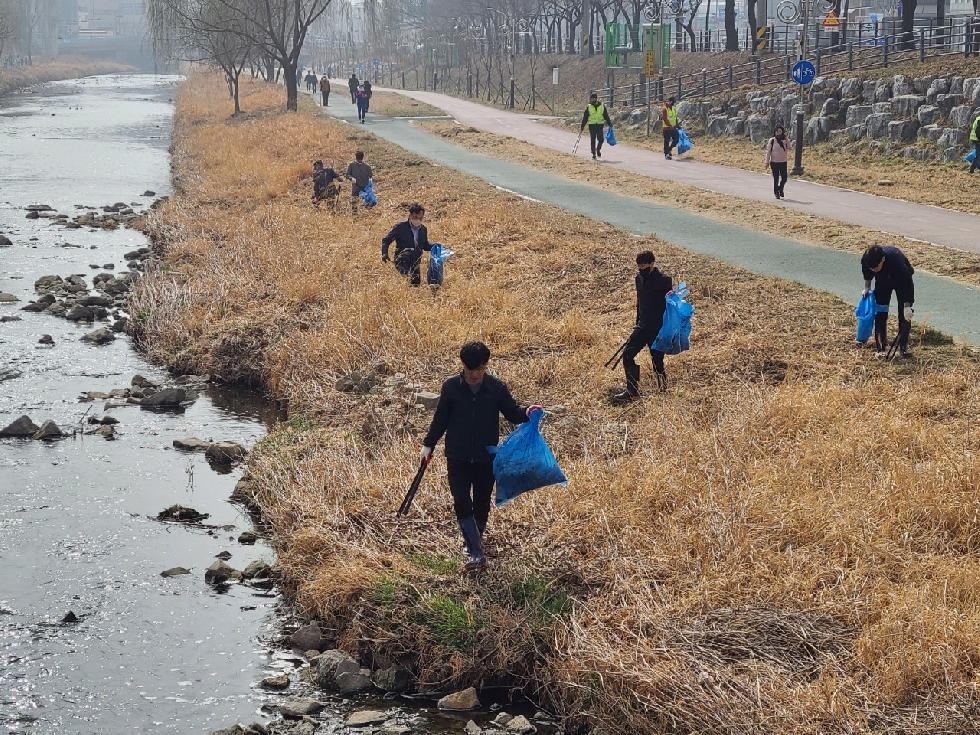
[854,292,876,343]
[676,128,693,155]
[489,409,567,508]
[359,179,377,207]
[426,243,455,285]
[605,126,617,146]
[651,282,694,355]
[965,149,977,164]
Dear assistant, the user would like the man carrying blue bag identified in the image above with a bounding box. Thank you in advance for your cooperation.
[420,342,542,572]
[612,251,672,403]
[860,244,915,357]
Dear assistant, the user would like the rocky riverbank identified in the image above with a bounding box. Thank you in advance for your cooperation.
[136,70,980,735]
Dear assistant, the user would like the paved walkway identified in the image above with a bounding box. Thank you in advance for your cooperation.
[370,87,980,256]
[319,94,980,347]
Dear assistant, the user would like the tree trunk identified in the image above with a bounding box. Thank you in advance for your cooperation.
[901,0,917,51]
[725,0,738,51]
[748,0,758,55]
[232,72,241,115]
[283,63,298,111]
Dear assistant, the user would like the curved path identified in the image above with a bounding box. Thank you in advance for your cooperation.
[318,92,980,347]
[371,87,980,255]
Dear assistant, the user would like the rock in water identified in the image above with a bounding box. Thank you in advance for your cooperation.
[0,368,22,382]
[506,715,537,734]
[173,437,211,451]
[260,673,290,690]
[465,721,483,735]
[237,531,257,545]
[346,710,387,727]
[140,387,188,407]
[38,335,54,345]
[0,415,40,437]
[204,560,236,585]
[289,623,324,653]
[205,441,247,465]
[437,686,481,711]
[0,235,12,247]
[61,611,79,624]
[32,420,63,440]
[157,504,209,523]
[0,292,19,303]
[80,327,115,345]
[160,567,191,577]
[277,699,325,719]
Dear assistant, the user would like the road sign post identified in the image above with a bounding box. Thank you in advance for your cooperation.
[792,0,814,176]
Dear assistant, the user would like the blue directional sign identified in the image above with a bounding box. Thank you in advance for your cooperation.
[792,60,816,85]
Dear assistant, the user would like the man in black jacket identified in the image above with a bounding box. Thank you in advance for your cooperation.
[614,250,673,402]
[861,244,915,355]
[421,341,541,572]
[382,203,431,286]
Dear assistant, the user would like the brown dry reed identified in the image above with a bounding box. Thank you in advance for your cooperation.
[131,71,980,735]
[0,57,132,96]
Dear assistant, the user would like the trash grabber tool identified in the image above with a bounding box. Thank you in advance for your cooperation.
[396,458,430,517]
[604,339,629,369]
[885,320,911,361]
[572,128,583,154]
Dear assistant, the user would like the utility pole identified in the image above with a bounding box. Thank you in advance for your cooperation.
[791,0,811,175]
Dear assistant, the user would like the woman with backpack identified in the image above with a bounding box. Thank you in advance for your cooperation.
[764,125,792,199]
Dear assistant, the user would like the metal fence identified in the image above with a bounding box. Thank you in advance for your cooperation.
[593,19,980,110]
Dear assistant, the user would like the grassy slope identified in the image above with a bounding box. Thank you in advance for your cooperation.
[0,56,133,96]
[134,72,980,734]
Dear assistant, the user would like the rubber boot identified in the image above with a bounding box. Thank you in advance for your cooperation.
[457,516,486,572]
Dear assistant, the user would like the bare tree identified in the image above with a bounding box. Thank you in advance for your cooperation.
[676,0,704,50]
[724,0,737,51]
[148,0,335,111]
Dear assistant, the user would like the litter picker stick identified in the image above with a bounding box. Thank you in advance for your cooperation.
[885,321,911,361]
[572,128,583,154]
[396,458,429,517]
[604,339,629,370]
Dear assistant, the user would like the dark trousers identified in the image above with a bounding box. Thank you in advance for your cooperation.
[394,249,422,286]
[356,98,368,120]
[321,91,329,106]
[770,162,787,196]
[349,89,356,103]
[663,128,679,155]
[874,281,914,351]
[588,124,604,156]
[447,459,495,532]
[623,324,661,395]
[971,140,979,173]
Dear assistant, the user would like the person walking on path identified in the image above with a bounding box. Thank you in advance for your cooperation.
[345,150,373,214]
[661,98,680,160]
[355,84,369,123]
[348,73,359,104]
[764,125,791,199]
[861,244,915,356]
[580,92,613,160]
[421,341,541,572]
[382,203,431,286]
[613,250,673,403]
[969,112,980,174]
[362,79,373,114]
[319,74,330,106]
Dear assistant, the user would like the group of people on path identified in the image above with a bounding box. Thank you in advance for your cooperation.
[579,95,682,160]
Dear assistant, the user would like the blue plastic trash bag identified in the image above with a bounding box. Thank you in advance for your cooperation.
[854,292,876,343]
[965,149,977,165]
[426,243,455,286]
[359,179,377,207]
[489,409,567,508]
[605,126,617,146]
[651,282,694,355]
[676,128,693,155]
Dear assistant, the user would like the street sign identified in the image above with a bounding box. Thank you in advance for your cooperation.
[552,66,559,85]
[792,59,816,85]
[644,50,656,77]
[776,0,801,24]
[822,10,841,27]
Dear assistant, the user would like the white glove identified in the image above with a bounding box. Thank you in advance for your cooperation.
[420,446,433,463]
[902,303,914,321]
[861,288,870,297]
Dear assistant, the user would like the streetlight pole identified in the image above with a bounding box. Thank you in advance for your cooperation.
[792,0,811,175]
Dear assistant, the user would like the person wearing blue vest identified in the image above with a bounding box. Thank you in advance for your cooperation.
[969,113,979,174]
[580,92,613,160]
[861,244,915,356]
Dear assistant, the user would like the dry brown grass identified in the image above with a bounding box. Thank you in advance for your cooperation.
[422,120,980,287]
[0,56,133,96]
[367,91,447,118]
[133,71,980,734]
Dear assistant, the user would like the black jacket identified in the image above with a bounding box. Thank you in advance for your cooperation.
[423,374,527,463]
[382,220,430,261]
[636,267,673,329]
[863,245,915,301]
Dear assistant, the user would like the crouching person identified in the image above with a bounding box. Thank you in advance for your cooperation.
[420,341,541,572]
